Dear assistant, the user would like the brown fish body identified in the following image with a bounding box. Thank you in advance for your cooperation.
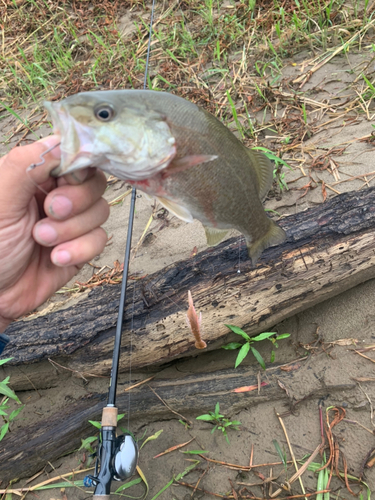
[46,90,286,262]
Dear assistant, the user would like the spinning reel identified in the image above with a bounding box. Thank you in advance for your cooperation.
[87,408,138,499]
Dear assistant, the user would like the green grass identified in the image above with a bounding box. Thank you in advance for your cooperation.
[0,358,24,442]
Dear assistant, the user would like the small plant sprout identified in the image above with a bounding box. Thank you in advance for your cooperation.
[0,358,24,441]
[196,403,241,443]
[222,325,290,369]
[273,439,288,476]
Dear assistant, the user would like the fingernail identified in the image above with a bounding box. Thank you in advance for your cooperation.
[64,169,88,184]
[49,195,73,218]
[38,135,61,159]
[34,223,58,245]
[53,250,71,266]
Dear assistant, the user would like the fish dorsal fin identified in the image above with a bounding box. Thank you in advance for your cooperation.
[248,149,274,201]
[156,196,194,222]
[204,226,228,246]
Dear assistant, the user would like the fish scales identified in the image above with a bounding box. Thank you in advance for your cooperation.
[45,90,286,263]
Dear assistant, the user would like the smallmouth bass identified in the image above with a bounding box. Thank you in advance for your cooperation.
[45,90,286,263]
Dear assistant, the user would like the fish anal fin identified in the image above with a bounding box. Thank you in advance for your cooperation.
[204,226,229,246]
[246,220,286,265]
[249,149,274,201]
[156,196,193,222]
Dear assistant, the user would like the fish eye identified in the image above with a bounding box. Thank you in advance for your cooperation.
[94,104,115,122]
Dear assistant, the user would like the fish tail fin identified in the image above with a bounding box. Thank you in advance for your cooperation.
[246,220,286,265]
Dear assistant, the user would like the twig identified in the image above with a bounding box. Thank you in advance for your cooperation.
[199,455,293,470]
[274,411,307,499]
[124,376,155,392]
[148,385,192,425]
[270,443,322,498]
[0,468,93,495]
[48,358,107,381]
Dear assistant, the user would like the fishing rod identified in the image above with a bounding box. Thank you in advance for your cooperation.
[88,189,138,499]
[88,1,157,497]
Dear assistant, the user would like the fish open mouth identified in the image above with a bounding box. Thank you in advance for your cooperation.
[44,101,95,176]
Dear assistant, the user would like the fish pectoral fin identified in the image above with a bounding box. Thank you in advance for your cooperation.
[163,155,218,176]
[248,149,274,201]
[156,196,194,222]
[246,220,286,265]
[204,226,229,246]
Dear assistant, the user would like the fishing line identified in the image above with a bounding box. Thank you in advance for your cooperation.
[237,236,242,273]
[126,0,157,431]
[26,142,61,197]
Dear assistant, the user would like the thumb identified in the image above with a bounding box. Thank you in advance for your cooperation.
[0,135,61,211]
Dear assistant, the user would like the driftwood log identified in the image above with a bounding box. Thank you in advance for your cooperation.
[3,187,375,391]
[0,351,359,482]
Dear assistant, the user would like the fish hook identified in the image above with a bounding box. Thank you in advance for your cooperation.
[26,142,61,171]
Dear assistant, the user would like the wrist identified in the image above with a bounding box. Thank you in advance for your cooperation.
[0,315,11,333]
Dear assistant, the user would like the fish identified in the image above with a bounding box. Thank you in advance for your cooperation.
[44,90,286,263]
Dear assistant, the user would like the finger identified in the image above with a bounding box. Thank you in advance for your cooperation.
[50,227,108,267]
[44,169,107,220]
[33,197,110,247]
[0,135,61,211]
[61,169,91,186]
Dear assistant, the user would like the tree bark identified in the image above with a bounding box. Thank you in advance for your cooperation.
[3,187,375,391]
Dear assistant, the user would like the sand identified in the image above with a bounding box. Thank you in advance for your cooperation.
[1,53,375,498]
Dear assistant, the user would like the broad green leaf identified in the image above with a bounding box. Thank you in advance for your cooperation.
[140,429,163,450]
[250,346,266,369]
[0,422,9,441]
[136,465,149,499]
[34,481,85,490]
[151,479,173,500]
[222,342,243,350]
[196,414,216,421]
[9,405,24,421]
[235,342,250,368]
[79,435,98,451]
[214,402,220,415]
[252,331,276,342]
[0,357,13,367]
[0,381,21,403]
[89,420,102,429]
[175,460,200,480]
[115,477,142,492]
[275,333,291,340]
[224,324,250,340]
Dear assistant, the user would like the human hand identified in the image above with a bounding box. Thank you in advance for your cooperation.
[0,135,109,332]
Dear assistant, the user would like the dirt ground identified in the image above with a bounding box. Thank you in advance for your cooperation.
[1,41,375,500]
